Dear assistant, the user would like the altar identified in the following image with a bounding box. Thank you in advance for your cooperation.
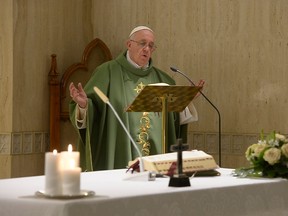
[0,168,288,216]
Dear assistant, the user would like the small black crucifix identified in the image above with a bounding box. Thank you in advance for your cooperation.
[168,138,191,187]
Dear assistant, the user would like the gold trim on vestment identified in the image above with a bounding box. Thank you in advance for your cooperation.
[134,82,151,156]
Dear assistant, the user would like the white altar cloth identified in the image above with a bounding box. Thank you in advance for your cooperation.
[0,168,288,216]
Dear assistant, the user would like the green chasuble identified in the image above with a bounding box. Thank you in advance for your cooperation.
[69,51,187,171]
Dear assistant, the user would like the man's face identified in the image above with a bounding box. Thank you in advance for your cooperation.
[127,30,156,67]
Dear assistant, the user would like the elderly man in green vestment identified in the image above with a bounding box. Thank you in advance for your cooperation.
[69,26,204,171]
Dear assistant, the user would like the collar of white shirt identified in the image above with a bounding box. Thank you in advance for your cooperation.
[126,51,149,70]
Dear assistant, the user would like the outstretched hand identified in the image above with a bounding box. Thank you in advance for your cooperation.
[195,79,205,98]
[197,79,205,88]
[69,82,88,108]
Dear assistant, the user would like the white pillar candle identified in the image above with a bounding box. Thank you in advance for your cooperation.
[45,150,62,196]
[62,167,82,195]
[60,144,81,195]
[60,144,80,169]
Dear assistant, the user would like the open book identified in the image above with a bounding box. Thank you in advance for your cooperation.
[129,150,218,175]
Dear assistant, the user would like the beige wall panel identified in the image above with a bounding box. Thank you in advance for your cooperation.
[93,0,288,135]
[91,0,288,168]
[0,0,13,132]
[0,156,12,178]
[0,0,94,178]
[12,0,93,132]
[11,154,44,177]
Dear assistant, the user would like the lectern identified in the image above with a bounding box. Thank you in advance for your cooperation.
[126,85,201,153]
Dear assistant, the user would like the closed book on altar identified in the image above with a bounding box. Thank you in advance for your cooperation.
[129,150,218,175]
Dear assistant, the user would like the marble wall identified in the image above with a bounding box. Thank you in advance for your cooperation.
[92,0,288,167]
[0,0,94,178]
[1,0,288,178]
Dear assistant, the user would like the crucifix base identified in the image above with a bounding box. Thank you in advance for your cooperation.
[168,174,191,187]
[168,138,191,187]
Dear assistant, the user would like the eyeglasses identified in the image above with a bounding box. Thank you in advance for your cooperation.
[130,39,157,51]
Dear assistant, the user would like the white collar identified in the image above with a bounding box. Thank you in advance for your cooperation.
[126,51,149,70]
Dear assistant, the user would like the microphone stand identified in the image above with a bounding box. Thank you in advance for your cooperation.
[170,67,222,167]
[93,86,156,181]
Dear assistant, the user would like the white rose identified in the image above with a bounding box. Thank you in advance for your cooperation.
[263,148,281,165]
[281,144,288,158]
[245,143,268,161]
[245,144,258,160]
[254,143,269,157]
[275,133,286,142]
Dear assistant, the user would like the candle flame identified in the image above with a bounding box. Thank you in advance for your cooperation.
[68,144,73,152]
[53,149,57,155]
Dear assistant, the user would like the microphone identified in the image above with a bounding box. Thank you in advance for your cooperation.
[93,86,156,180]
[170,66,222,167]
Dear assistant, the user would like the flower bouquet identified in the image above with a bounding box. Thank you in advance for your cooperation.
[234,131,288,179]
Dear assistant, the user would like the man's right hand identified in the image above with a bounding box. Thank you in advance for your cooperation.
[69,82,88,108]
